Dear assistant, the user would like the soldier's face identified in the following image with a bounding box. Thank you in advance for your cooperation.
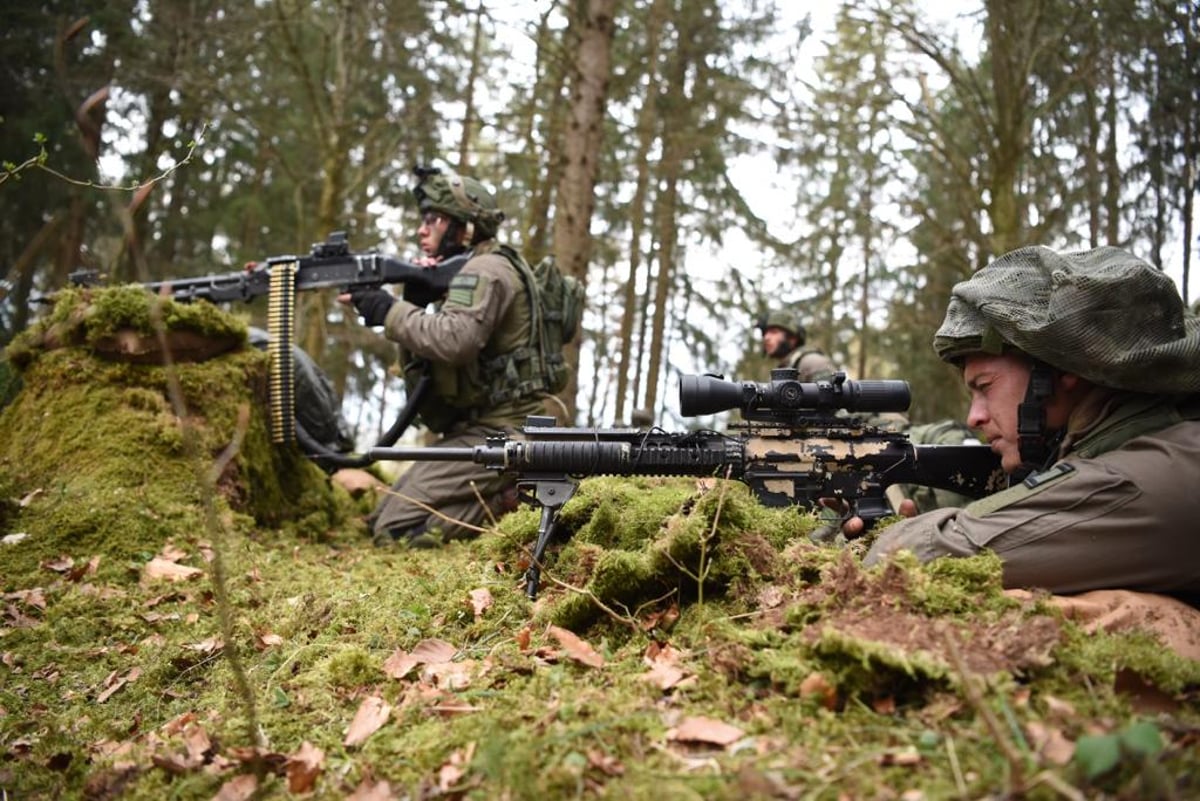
[963,354,1029,472]
[418,212,449,255]
[962,353,1081,473]
[761,327,795,359]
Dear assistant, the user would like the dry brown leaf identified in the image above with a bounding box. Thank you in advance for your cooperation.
[185,637,223,655]
[143,557,202,582]
[346,779,396,801]
[212,773,258,801]
[641,661,687,691]
[640,604,681,633]
[1041,694,1077,720]
[468,588,493,619]
[383,638,457,679]
[41,555,75,573]
[255,631,284,651]
[151,751,196,776]
[870,695,896,715]
[96,668,139,704]
[667,716,744,747]
[879,748,922,766]
[160,711,197,736]
[436,743,476,791]
[586,748,625,776]
[158,543,189,562]
[344,696,391,747]
[286,741,325,793]
[331,468,387,497]
[1025,720,1075,766]
[182,723,211,766]
[422,660,475,691]
[4,588,46,611]
[798,672,838,710]
[547,625,605,668]
[757,585,785,609]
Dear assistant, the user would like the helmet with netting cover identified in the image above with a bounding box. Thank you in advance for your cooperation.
[756,309,807,345]
[412,166,505,240]
[934,246,1200,393]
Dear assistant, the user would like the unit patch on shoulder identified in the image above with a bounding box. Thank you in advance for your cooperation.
[964,461,1077,517]
[445,274,481,308]
[1023,462,1075,488]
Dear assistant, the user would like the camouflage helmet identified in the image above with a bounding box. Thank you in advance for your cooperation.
[934,245,1200,393]
[756,309,807,345]
[412,166,506,240]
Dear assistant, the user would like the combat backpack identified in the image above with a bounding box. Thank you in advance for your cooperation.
[529,254,585,393]
[492,245,585,399]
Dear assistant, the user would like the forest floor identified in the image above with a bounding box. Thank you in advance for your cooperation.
[1,288,1197,800]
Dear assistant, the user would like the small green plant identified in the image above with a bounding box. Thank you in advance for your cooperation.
[1073,719,1167,793]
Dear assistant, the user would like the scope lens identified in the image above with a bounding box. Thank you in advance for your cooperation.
[678,374,745,416]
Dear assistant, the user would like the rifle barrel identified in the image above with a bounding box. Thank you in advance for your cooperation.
[369,447,477,462]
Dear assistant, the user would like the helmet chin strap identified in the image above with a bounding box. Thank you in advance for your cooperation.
[1013,360,1063,480]
[435,219,470,260]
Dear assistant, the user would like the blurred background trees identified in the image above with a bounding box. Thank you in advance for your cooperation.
[2,0,1196,433]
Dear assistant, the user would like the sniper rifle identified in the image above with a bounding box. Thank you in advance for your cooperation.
[370,369,1007,599]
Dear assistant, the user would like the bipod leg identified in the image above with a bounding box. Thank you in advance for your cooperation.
[523,478,577,600]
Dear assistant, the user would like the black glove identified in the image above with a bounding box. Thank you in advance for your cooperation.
[350,288,395,327]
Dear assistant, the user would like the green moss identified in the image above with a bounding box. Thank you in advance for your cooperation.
[0,289,352,588]
[324,646,380,689]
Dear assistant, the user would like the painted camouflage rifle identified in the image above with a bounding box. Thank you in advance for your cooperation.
[370,369,1007,599]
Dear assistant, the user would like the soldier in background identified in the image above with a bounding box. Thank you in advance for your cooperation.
[755,309,980,513]
[756,309,836,381]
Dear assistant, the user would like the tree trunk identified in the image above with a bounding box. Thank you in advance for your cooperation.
[614,0,667,424]
[551,0,616,422]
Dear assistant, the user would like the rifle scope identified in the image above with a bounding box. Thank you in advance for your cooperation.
[678,369,910,418]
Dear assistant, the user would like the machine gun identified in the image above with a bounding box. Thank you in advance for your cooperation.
[370,369,1007,599]
[68,231,465,448]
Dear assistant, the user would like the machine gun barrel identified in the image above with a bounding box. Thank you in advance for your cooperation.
[68,234,466,309]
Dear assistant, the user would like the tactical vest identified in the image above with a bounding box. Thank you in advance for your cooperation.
[413,243,545,432]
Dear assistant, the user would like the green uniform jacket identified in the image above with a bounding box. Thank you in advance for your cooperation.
[368,241,544,543]
[381,241,544,431]
[783,348,835,382]
[865,390,1200,603]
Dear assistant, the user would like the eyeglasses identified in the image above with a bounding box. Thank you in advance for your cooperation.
[421,212,446,227]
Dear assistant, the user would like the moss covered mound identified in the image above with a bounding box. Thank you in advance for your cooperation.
[0,286,355,588]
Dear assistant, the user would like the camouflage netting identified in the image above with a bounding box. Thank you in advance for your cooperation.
[935,246,1200,393]
[0,286,357,587]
